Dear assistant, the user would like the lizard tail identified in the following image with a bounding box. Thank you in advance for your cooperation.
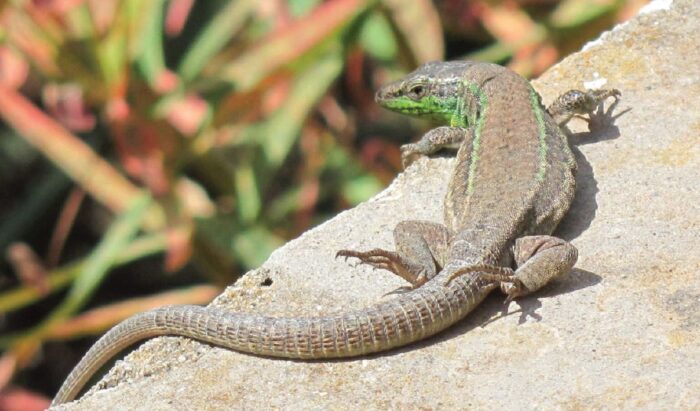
[53,275,486,405]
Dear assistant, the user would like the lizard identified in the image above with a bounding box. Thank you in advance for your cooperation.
[52,61,619,405]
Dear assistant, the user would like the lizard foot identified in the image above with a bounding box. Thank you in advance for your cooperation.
[444,264,525,303]
[547,88,621,128]
[500,280,525,304]
[336,249,428,288]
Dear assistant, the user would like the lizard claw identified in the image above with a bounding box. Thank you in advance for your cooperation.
[335,250,351,260]
[501,279,525,304]
[383,285,415,297]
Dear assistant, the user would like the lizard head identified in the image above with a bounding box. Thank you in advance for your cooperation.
[375,61,475,126]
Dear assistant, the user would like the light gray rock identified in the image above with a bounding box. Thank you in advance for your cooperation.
[56,0,700,408]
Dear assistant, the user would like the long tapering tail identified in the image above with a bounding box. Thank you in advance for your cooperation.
[52,274,489,405]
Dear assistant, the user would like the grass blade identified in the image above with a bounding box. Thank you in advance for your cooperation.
[379,0,443,64]
[218,0,372,91]
[177,0,258,82]
[0,86,164,228]
[259,50,344,167]
[133,0,168,88]
[0,194,152,348]
[0,233,167,315]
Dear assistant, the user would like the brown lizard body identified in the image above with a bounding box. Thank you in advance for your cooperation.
[53,61,618,405]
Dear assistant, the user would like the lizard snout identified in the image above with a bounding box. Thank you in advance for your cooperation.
[375,88,388,103]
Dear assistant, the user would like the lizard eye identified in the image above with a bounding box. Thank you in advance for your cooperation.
[407,84,426,100]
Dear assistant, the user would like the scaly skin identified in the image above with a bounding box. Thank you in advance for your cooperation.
[53,61,618,405]
[53,272,498,404]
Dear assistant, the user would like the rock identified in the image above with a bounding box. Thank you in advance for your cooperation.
[55,0,700,408]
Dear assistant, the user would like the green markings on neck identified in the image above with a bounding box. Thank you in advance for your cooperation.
[529,87,549,182]
[451,95,467,127]
[464,82,488,195]
[425,95,460,122]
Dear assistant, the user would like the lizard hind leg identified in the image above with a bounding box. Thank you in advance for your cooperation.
[336,220,450,290]
[442,236,577,303]
[502,235,578,301]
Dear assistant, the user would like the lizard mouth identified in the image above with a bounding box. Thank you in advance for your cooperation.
[376,96,442,117]
[375,93,429,113]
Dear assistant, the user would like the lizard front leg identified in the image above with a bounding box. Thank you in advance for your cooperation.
[401,126,470,167]
[337,220,451,290]
[445,236,577,302]
[547,88,620,127]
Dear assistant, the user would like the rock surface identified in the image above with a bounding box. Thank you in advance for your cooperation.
[56,0,699,408]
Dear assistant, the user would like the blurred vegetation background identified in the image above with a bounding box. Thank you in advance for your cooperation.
[0,0,645,407]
